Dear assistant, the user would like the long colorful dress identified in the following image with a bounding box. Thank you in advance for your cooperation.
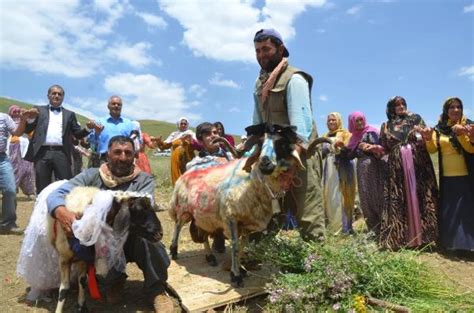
[379,112,438,250]
[322,113,356,234]
[9,135,35,196]
[346,111,386,235]
[426,112,474,251]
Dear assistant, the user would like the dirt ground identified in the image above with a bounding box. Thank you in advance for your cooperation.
[1,193,473,312]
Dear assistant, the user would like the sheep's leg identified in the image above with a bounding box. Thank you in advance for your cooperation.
[228,220,243,287]
[170,220,184,259]
[55,257,71,313]
[238,235,249,277]
[204,236,217,266]
[77,262,88,313]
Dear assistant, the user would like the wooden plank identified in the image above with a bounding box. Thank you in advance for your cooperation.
[167,249,272,312]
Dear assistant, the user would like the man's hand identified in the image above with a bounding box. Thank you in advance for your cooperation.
[54,206,77,237]
[21,108,39,120]
[86,120,104,134]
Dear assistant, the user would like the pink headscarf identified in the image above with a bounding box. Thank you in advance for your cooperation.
[347,111,379,150]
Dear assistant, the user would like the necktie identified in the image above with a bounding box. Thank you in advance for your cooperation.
[50,106,61,112]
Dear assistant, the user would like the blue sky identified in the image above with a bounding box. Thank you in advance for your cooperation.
[0,0,473,136]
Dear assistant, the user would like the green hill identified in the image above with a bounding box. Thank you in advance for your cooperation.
[0,97,183,137]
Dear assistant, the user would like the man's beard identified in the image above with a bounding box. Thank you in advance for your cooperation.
[261,54,282,73]
[110,160,133,177]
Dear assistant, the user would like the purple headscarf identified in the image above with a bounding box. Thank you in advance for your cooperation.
[347,111,379,150]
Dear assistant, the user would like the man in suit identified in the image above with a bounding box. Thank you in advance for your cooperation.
[24,85,98,193]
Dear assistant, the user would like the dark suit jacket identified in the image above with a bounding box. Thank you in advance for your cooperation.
[24,105,90,163]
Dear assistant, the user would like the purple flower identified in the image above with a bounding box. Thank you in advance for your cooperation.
[333,303,341,310]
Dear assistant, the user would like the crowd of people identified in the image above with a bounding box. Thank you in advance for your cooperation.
[0,28,473,312]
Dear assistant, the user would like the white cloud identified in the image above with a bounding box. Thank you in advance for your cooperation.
[189,84,207,98]
[346,5,362,15]
[106,42,158,68]
[464,4,474,13]
[229,107,241,113]
[316,28,326,33]
[209,73,240,89]
[135,11,168,29]
[0,0,159,77]
[458,66,474,81]
[319,95,328,101]
[104,73,201,122]
[158,0,327,62]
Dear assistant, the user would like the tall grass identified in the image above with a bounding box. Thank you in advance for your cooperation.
[248,231,474,312]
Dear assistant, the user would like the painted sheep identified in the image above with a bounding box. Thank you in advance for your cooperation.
[169,123,328,286]
[48,186,161,313]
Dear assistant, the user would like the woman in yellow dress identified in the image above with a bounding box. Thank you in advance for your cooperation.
[154,117,195,186]
[322,112,356,234]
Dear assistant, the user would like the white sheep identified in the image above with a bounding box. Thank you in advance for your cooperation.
[48,187,158,313]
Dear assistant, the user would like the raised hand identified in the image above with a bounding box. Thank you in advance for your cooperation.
[452,124,468,136]
[417,126,434,141]
[21,108,39,120]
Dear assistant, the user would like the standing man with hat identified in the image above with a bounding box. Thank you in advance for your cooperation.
[24,85,99,193]
[251,28,325,241]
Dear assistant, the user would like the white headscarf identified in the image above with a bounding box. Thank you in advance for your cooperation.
[164,117,195,143]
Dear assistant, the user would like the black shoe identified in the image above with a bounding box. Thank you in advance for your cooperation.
[0,225,23,235]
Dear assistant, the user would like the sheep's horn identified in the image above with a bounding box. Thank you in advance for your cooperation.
[291,149,305,171]
[307,137,332,156]
[242,144,262,173]
[212,137,240,158]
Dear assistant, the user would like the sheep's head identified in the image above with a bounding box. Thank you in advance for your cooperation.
[112,191,162,242]
[95,191,162,277]
[230,123,302,197]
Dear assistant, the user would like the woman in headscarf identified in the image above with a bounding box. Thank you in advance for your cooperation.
[322,112,356,234]
[347,111,386,235]
[379,96,438,250]
[420,97,474,253]
[153,117,195,185]
[8,105,35,197]
[130,121,154,175]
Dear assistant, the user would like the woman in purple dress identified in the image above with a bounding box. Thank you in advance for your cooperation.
[347,111,386,236]
[8,105,35,197]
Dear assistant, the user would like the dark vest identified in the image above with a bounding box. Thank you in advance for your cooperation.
[254,65,319,141]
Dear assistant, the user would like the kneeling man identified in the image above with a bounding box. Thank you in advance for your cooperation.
[47,135,174,312]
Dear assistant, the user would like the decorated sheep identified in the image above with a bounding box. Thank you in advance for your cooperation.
[169,123,329,286]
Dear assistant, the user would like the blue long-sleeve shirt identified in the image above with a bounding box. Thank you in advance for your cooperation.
[88,116,136,154]
[253,73,313,143]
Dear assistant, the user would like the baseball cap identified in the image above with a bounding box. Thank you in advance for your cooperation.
[253,28,289,57]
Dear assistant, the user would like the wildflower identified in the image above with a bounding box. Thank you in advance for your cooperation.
[332,303,341,310]
[304,253,319,272]
[353,295,366,313]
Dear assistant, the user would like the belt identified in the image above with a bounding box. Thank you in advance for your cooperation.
[42,145,63,151]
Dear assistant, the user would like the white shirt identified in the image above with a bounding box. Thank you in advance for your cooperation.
[44,108,63,145]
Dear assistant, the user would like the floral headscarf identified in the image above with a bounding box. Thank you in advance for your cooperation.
[347,111,379,150]
[384,96,423,142]
[8,105,21,121]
